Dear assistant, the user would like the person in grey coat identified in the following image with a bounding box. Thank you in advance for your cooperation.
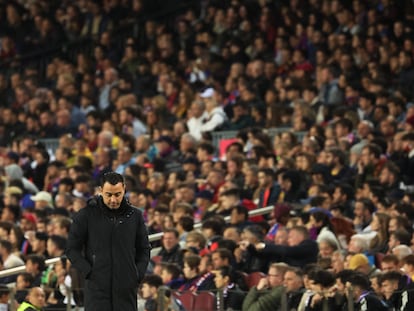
[66,172,150,311]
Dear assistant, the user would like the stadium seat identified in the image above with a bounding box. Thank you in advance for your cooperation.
[193,291,215,311]
[151,255,162,264]
[246,271,266,288]
[173,291,195,310]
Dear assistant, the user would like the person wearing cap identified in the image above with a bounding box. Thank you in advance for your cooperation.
[348,253,380,278]
[30,191,54,215]
[66,172,150,311]
[198,87,228,139]
[187,100,208,141]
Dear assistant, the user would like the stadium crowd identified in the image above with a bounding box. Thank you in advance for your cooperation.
[2,0,414,310]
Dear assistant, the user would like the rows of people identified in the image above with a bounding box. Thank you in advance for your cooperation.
[1,0,414,310]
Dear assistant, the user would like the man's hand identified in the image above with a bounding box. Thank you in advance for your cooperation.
[256,277,269,290]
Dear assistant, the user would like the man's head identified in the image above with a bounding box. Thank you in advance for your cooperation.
[213,265,234,289]
[25,254,45,276]
[160,263,181,284]
[381,254,400,272]
[141,274,163,299]
[283,267,304,293]
[348,253,370,274]
[268,263,288,288]
[257,168,274,188]
[379,271,401,300]
[162,229,179,252]
[99,172,126,209]
[26,287,46,309]
[345,273,370,301]
[287,226,309,246]
[211,248,232,269]
[30,191,53,210]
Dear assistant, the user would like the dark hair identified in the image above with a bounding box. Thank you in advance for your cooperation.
[26,254,46,272]
[212,248,233,263]
[308,269,335,288]
[0,240,12,253]
[100,172,125,187]
[232,205,248,219]
[347,272,370,290]
[17,272,34,287]
[215,265,235,283]
[335,269,355,285]
[142,274,163,288]
[48,235,67,251]
[184,254,201,272]
[178,216,194,232]
[163,228,179,238]
[379,271,402,285]
[161,263,181,279]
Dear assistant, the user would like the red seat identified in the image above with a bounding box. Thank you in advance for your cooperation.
[151,255,162,264]
[173,291,195,311]
[194,291,215,311]
[246,271,266,289]
[376,253,386,268]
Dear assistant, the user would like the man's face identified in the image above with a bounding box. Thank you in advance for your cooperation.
[287,230,303,246]
[381,260,398,272]
[283,271,302,292]
[221,195,238,210]
[268,267,284,288]
[100,182,125,209]
[141,283,154,299]
[28,287,46,308]
[381,279,398,300]
[161,269,172,284]
[258,172,270,188]
[211,253,226,269]
[214,271,227,289]
[162,232,178,251]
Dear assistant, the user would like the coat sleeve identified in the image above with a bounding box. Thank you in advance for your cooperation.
[242,287,283,311]
[66,208,92,278]
[135,209,151,282]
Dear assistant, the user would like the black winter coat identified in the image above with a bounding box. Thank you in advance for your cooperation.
[259,239,319,267]
[66,196,151,311]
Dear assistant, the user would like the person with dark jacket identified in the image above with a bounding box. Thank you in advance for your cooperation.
[257,168,280,209]
[380,270,414,311]
[158,228,184,268]
[345,272,388,311]
[66,172,151,311]
[254,226,319,267]
[213,265,245,311]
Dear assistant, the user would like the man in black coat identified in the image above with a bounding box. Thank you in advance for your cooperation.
[254,225,318,267]
[66,172,151,311]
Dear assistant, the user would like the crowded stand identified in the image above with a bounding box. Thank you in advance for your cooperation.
[2,0,414,310]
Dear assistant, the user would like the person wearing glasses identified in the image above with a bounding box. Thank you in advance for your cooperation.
[66,172,150,311]
[242,262,288,311]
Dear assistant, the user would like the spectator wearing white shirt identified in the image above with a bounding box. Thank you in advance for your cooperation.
[187,100,207,140]
[199,88,228,139]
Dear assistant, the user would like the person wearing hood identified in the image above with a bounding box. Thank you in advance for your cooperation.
[4,164,39,194]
